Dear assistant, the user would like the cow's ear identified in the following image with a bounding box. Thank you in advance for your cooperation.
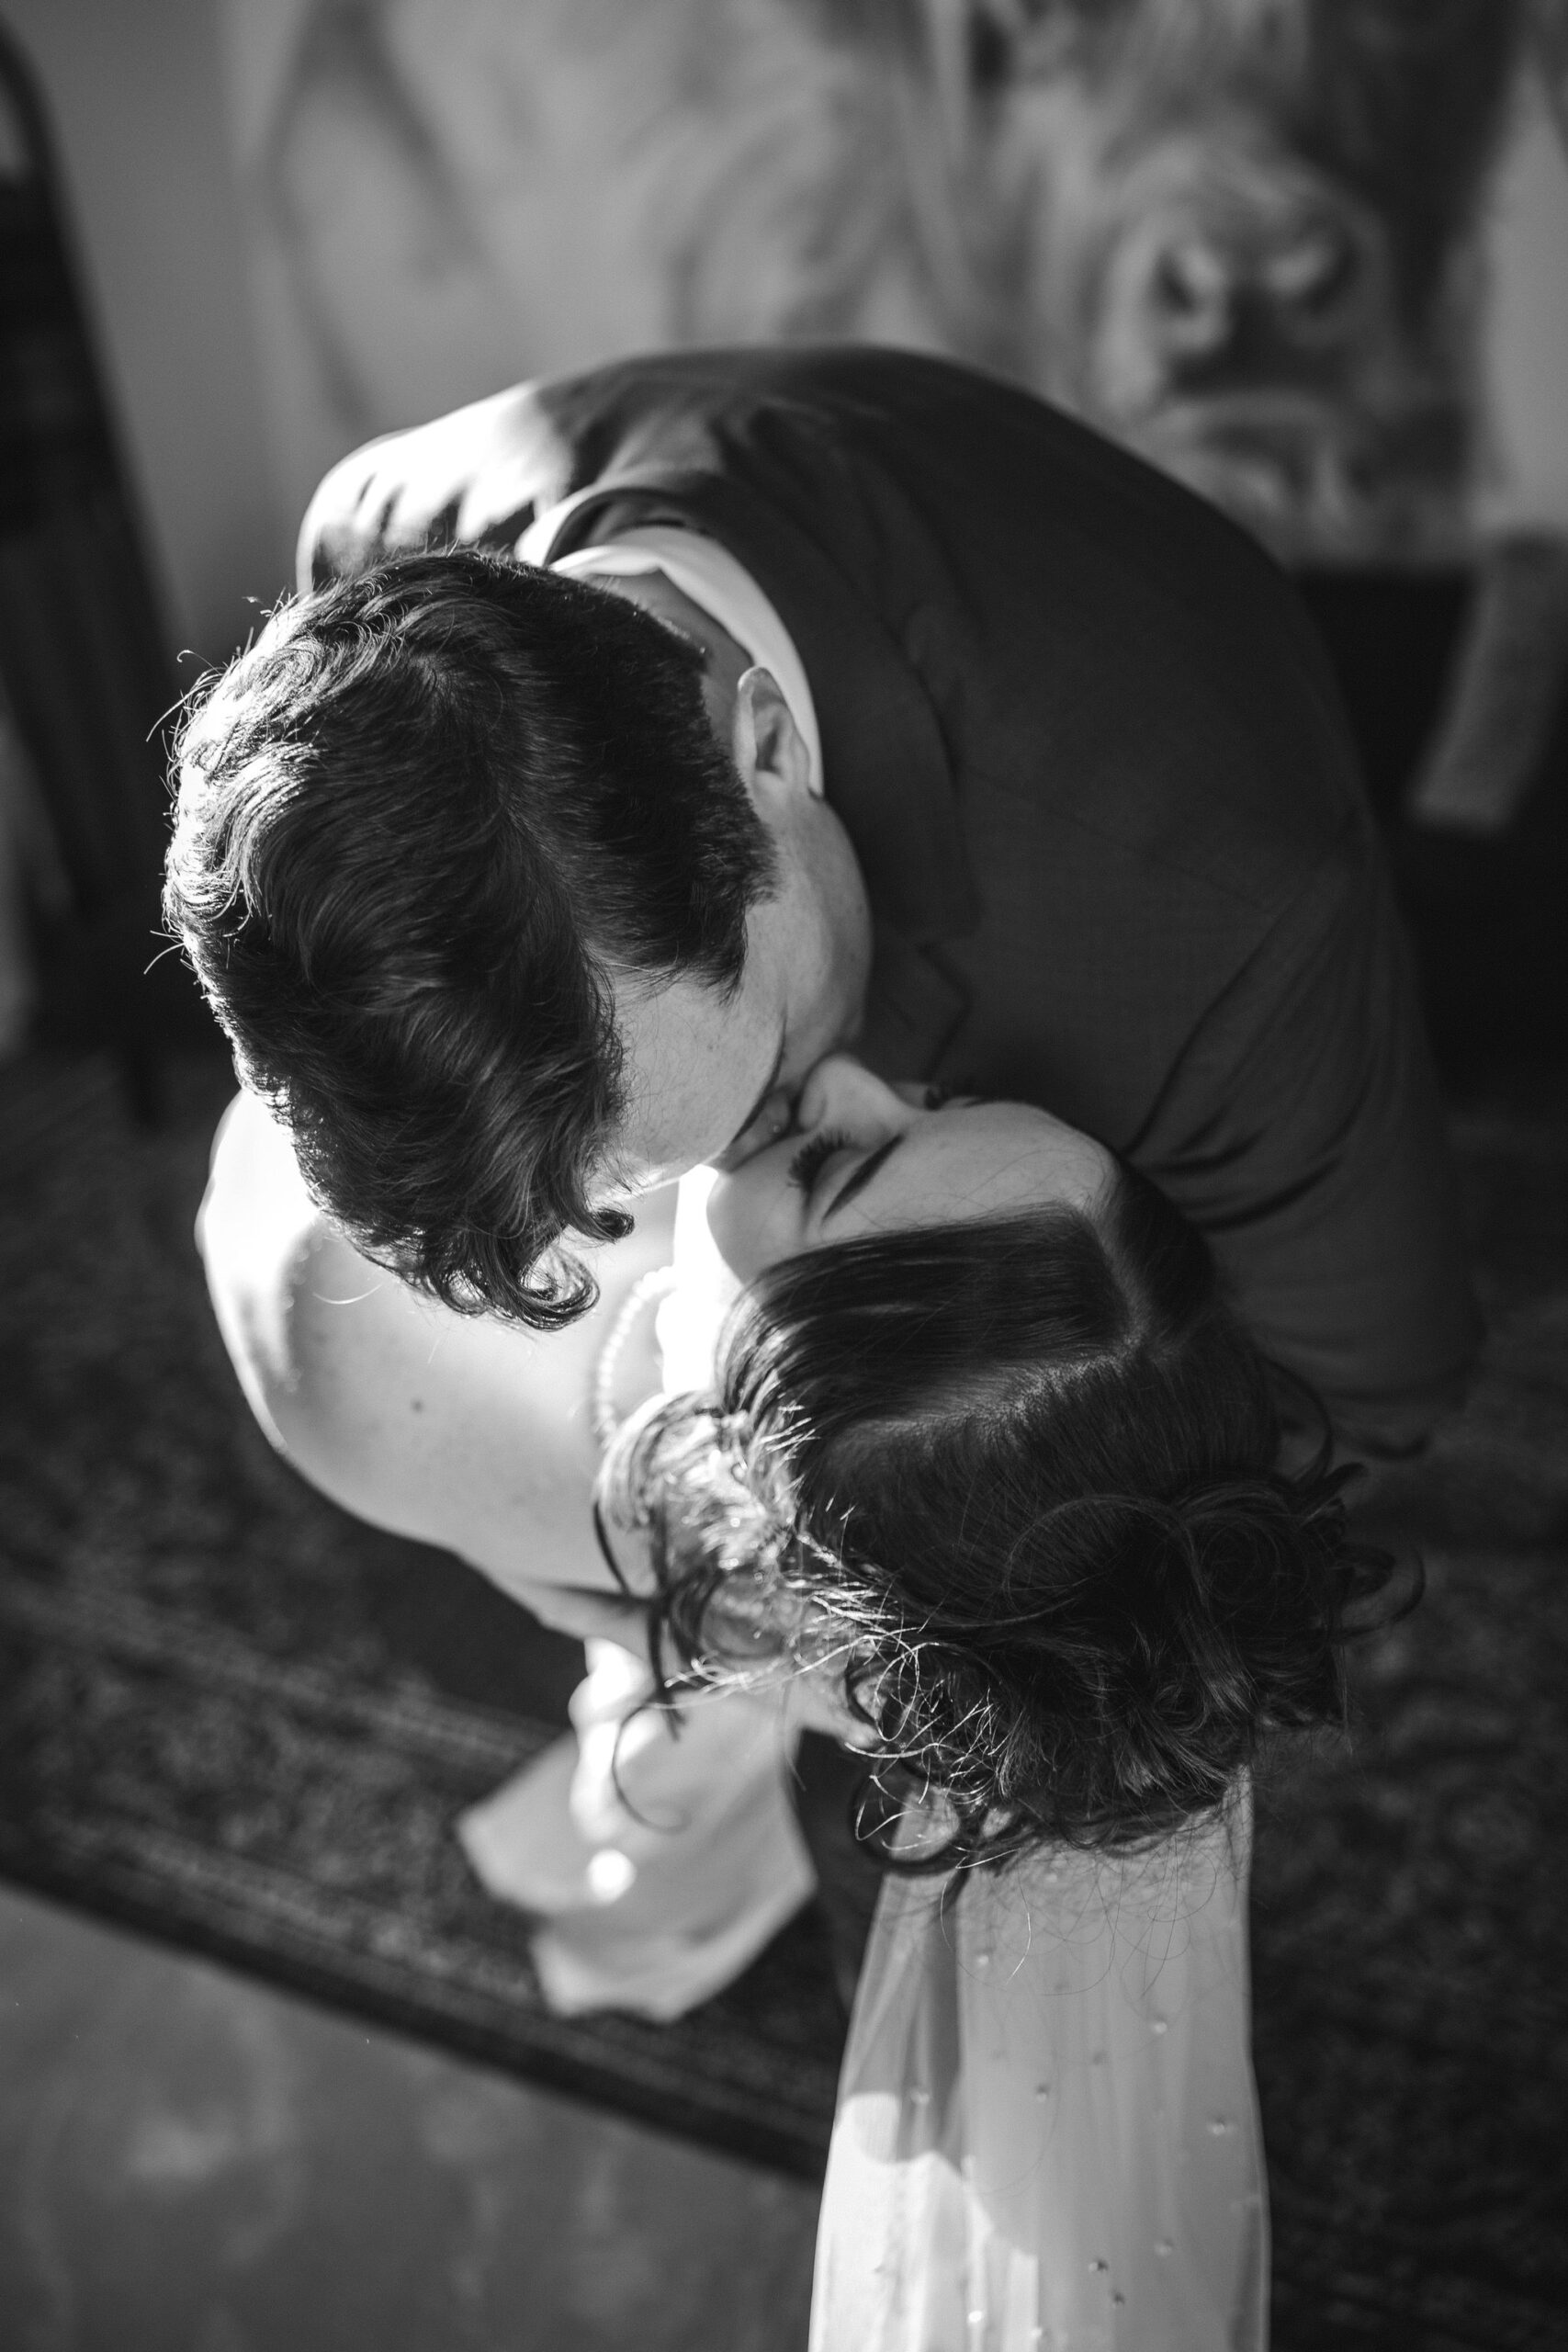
[964,0,1090,89]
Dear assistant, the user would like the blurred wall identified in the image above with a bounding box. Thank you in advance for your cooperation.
[1,0,290,669]
[216,0,349,584]
[2,0,1566,684]
[224,0,1568,571]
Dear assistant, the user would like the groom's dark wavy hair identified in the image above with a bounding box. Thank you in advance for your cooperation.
[604,1164,1410,1866]
[164,550,777,1327]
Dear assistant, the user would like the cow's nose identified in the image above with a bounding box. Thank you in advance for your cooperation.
[1258,218,1365,336]
[1146,213,1366,357]
[1148,235,1237,353]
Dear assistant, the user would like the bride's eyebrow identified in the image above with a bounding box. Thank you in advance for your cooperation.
[821,1134,904,1224]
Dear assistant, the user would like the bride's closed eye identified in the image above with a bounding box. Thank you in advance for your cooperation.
[787,1128,853,1196]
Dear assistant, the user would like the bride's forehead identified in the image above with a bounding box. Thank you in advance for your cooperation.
[936,1095,1084,1148]
[862,1098,1111,1217]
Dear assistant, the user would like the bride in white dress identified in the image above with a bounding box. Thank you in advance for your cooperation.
[460,1054,1389,2349]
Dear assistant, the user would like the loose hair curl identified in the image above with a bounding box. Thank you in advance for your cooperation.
[600,1166,1410,1867]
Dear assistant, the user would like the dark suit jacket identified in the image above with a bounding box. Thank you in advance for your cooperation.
[301,345,1480,1453]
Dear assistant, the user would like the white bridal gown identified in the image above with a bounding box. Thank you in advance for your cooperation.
[457,1171,1270,2348]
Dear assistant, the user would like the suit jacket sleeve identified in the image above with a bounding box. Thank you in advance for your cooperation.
[1135,820,1479,1456]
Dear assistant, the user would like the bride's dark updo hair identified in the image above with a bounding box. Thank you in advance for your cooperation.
[599,1162,1407,1866]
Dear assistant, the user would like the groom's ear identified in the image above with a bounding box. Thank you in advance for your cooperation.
[730,667,813,801]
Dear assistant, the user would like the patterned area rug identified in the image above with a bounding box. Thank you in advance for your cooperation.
[1251,1086,1568,2352]
[0,1048,1564,2347]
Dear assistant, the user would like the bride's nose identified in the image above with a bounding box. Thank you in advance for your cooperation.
[795,1054,911,1138]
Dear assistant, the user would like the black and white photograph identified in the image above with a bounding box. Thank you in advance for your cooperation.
[1,4,1566,2346]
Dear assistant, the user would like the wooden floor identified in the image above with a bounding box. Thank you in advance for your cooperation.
[0,1883,819,2352]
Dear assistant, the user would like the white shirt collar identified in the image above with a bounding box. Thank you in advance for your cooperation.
[516,500,823,795]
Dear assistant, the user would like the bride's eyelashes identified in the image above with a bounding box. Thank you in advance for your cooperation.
[786,1128,854,1196]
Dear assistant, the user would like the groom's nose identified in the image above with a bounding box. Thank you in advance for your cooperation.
[795,1053,904,1136]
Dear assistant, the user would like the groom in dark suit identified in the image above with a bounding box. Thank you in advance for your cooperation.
[167,345,1478,2000]
[174,343,1476,1452]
